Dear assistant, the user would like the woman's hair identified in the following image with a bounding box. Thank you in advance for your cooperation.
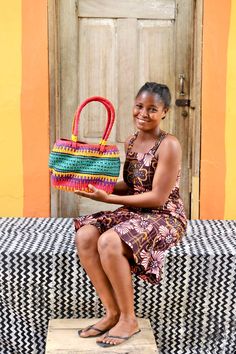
[136,82,171,109]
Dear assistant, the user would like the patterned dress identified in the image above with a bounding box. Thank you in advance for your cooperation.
[74,131,187,284]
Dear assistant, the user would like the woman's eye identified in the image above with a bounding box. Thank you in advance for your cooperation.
[150,108,157,112]
[136,105,142,109]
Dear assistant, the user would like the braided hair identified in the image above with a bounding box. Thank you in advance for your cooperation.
[136,82,171,109]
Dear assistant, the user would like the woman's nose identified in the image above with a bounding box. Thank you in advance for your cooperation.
[140,108,148,117]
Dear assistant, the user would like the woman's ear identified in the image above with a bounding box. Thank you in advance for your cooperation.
[161,107,169,119]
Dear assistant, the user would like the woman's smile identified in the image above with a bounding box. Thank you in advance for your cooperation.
[137,116,150,123]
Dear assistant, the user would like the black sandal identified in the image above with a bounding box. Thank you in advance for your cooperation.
[97,329,141,347]
[78,324,108,338]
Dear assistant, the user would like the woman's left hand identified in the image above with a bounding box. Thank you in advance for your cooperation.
[74,184,110,203]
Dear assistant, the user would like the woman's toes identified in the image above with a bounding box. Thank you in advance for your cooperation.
[96,333,107,343]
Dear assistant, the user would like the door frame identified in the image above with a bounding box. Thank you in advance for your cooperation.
[189,0,203,218]
[47,0,203,218]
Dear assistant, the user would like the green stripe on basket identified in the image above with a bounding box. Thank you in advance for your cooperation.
[49,152,120,176]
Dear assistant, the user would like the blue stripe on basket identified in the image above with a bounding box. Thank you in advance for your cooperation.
[49,152,120,177]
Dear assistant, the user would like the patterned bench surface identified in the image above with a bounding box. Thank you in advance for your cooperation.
[0,218,236,354]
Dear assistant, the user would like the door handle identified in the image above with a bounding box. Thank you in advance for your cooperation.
[175,73,191,112]
[179,74,185,96]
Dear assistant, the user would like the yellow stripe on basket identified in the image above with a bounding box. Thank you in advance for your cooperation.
[53,147,119,158]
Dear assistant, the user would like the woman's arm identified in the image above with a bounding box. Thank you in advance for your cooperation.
[75,135,181,208]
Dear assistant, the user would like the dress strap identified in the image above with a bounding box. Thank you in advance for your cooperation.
[127,130,167,154]
[150,131,168,154]
[127,131,138,153]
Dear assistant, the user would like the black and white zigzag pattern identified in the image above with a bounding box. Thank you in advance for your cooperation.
[0,218,235,354]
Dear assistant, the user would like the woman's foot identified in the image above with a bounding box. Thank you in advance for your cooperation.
[78,313,119,338]
[96,315,140,346]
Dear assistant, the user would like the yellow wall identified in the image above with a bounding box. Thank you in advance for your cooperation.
[0,1,23,216]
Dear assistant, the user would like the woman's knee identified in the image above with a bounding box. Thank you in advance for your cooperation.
[97,231,122,257]
[75,225,100,253]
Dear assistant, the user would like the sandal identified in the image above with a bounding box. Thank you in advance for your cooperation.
[97,329,141,347]
[78,324,108,338]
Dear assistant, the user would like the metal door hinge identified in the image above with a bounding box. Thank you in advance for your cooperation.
[175,99,191,107]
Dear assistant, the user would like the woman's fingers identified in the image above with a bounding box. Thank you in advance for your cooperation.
[74,185,98,199]
[74,190,93,198]
[88,184,97,192]
[74,185,109,202]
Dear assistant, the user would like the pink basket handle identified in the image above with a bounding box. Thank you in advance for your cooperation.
[71,96,115,152]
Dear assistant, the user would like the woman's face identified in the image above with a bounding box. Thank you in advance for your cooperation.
[133,92,167,132]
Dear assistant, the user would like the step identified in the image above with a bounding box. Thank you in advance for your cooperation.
[45,318,159,354]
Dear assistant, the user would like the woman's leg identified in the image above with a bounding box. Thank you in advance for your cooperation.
[75,225,120,337]
[96,230,139,345]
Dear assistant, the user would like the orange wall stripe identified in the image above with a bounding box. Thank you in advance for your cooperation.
[21,0,50,216]
[200,0,231,219]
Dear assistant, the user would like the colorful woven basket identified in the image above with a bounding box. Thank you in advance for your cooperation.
[49,96,120,193]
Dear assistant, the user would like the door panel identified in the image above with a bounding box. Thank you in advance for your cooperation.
[78,0,176,19]
[78,18,117,141]
[137,19,175,135]
[49,0,198,218]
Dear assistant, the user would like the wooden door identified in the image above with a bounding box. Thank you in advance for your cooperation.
[49,0,202,218]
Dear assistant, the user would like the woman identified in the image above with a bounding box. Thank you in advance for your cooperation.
[74,82,187,347]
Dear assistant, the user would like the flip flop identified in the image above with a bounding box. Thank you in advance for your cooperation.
[78,324,107,338]
[96,329,141,347]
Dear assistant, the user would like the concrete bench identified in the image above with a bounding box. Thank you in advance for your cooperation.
[0,218,236,354]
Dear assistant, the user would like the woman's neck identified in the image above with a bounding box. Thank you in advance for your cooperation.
[137,128,162,141]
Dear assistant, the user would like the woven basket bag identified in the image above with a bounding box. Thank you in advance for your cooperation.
[49,96,120,193]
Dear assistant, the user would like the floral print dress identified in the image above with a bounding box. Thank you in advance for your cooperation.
[74,131,187,284]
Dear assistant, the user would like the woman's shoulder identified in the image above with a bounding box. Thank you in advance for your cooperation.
[157,132,182,157]
[162,132,181,147]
